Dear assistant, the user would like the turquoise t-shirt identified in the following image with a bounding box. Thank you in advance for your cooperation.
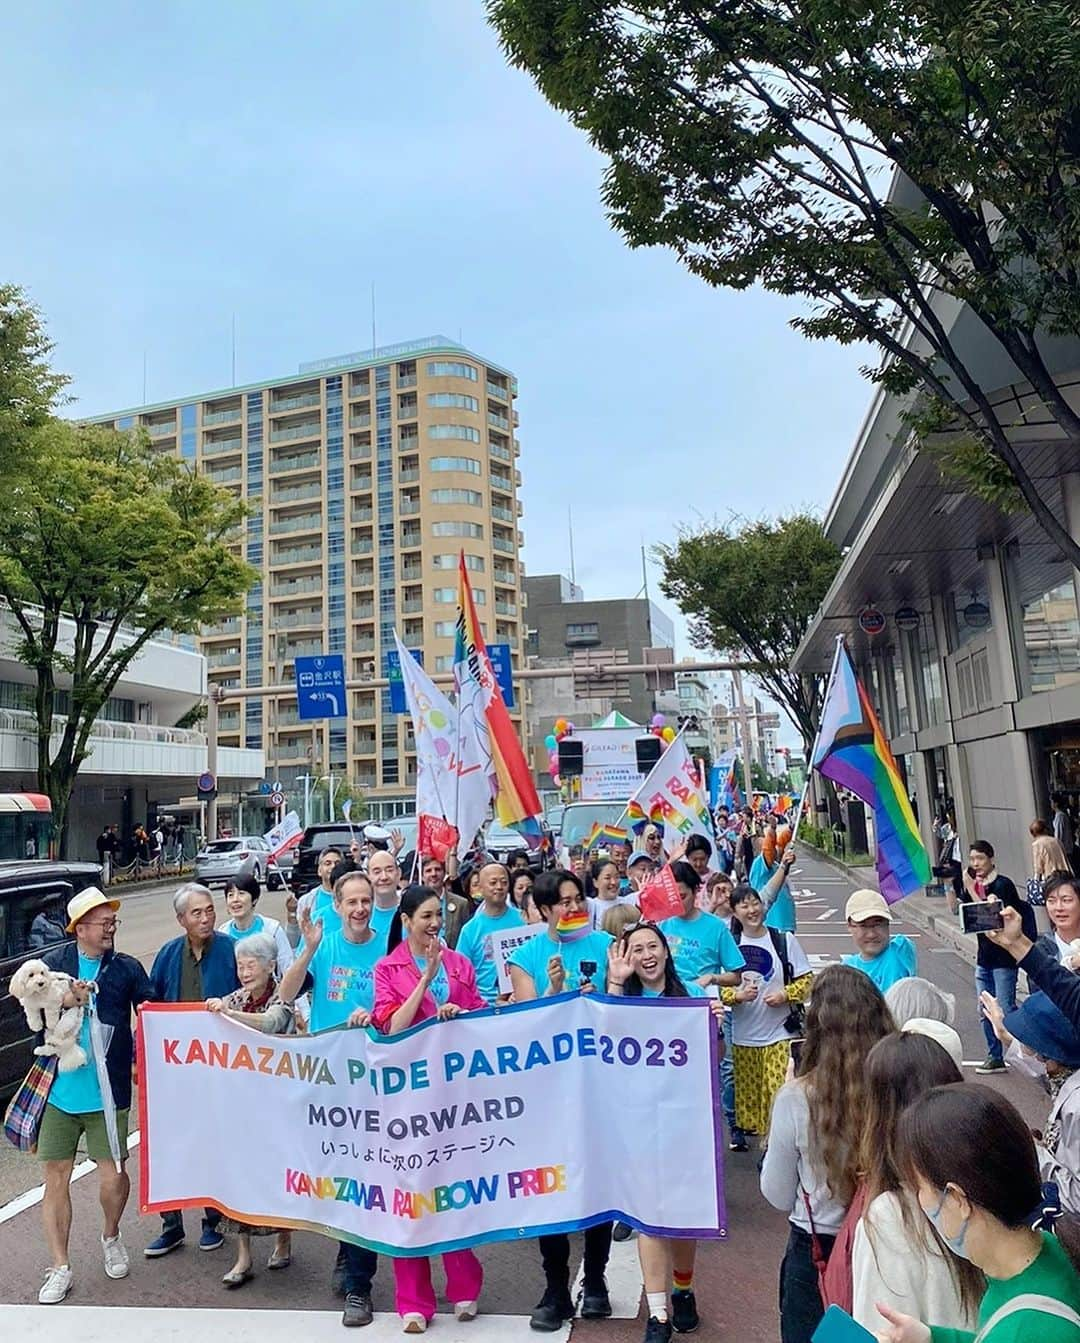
[642,980,707,999]
[455,905,525,1003]
[302,886,342,939]
[508,928,613,995]
[749,855,796,932]
[660,911,745,984]
[414,956,450,1006]
[223,913,265,941]
[369,902,396,951]
[842,934,917,993]
[49,953,103,1115]
[308,929,382,1033]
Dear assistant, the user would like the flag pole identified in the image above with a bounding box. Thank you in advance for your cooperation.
[790,634,846,845]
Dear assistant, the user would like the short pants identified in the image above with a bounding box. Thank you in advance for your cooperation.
[37,1104,130,1163]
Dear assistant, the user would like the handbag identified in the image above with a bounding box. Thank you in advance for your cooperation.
[3,1055,58,1153]
[1027,875,1047,907]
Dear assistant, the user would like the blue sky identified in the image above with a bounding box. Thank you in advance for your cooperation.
[2,2,870,744]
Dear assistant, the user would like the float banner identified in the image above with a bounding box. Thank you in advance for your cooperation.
[138,995,724,1257]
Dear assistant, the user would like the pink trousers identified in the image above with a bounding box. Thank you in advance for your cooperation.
[392,1249,483,1320]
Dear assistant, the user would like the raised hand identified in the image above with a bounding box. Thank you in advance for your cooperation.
[298,905,323,951]
[607,942,635,987]
[421,937,444,986]
[547,954,566,995]
[390,827,405,855]
[985,905,1031,960]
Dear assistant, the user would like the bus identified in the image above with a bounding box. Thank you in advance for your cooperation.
[0,793,53,861]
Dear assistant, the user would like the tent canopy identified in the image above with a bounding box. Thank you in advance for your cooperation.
[591,710,639,729]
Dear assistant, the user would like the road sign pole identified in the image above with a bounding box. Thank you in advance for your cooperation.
[206,686,220,840]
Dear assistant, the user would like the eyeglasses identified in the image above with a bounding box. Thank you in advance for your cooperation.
[83,920,120,931]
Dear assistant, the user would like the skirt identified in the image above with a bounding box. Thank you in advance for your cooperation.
[732,1040,791,1135]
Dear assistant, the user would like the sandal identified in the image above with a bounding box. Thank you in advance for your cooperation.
[267,1251,292,1270]
[222,1266,254,1288]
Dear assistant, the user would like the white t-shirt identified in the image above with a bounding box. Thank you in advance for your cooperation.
[587,893,637,931]
[1054,932,1080,965]
[731,928,811,1047]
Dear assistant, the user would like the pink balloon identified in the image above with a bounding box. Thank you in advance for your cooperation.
[435,738,450,758]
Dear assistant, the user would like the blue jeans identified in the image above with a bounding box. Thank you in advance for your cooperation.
[976,964,1017,1062]
[721,1011,738,1135]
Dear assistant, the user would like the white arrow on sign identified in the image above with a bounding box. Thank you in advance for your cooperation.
[310,690,342,714]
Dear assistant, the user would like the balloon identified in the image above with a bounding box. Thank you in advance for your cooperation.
[776,824,792,851]
[552,773,561,786]
[566,722,575,733]
[662,726,676,743]
[545,734,557,751]
[651,713,665,728]
[554,718,568,735]
[548,753,559,772]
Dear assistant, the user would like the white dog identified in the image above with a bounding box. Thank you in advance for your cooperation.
[9,959,88,1072]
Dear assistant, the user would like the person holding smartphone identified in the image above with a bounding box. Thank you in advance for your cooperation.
[508,869,614,1330]
[964,841,1037,1074]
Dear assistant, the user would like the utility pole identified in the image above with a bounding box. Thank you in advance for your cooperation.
[732,662,754,803]
[206,683,220,841]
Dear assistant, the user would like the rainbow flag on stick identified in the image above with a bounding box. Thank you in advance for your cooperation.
[812,640,931,903]
[585,822,630,851]
[454,552,544,848]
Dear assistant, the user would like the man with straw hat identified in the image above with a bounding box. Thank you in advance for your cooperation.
[35,887,154,1304]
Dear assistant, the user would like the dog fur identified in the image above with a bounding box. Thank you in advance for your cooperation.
[10,959,88,1072]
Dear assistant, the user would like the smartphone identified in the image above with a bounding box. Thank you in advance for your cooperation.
[579,959,598,984]
[812,1305,877,1343]
[960,899,1004,934]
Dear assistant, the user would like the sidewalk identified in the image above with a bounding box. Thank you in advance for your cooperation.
[799,843,977,967]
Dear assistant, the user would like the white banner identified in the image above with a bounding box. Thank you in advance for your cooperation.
[576,727,647,801]
[489,922,545,995]
[138,996,724,1256]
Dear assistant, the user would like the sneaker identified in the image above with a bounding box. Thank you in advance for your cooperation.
[38,1265,73,1305]
[530,1289,575,1331]
[581,1281,613,1319]
[613,1220,634,1242]
[454,1300,479,1321]
[672,1289,700,1333]
[401,1315,427,1335]
[199,1225,225,1251]
[144,1225,185,1257]
[343,1292,374,1327]
[102,1233,130,1280]
[728,1131,749,1152]
[976,1057,1007,1074]
[645,1318,673,1343]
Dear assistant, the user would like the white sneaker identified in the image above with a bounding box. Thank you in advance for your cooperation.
[102,1233,130,1279]
[454,1300,478,1321]
[401,1314,427,1334]
[39,1265,73,1304]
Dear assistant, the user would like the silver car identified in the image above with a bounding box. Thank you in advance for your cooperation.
[194,836,272,888]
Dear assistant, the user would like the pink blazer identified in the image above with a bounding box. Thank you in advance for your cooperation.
[372,940,484,1034]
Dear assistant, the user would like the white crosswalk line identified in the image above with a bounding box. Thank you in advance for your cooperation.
[815,908,837,921]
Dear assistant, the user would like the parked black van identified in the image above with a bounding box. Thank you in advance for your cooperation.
[0,861,102,1096]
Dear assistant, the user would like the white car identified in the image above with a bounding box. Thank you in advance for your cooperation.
[194,836,271,888]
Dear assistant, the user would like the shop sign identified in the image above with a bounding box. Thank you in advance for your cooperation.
[858,606,887,636]
[894,606,920,632]
[963,600,991,629]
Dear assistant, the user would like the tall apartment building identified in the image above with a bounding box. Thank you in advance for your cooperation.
[90,336,527,817]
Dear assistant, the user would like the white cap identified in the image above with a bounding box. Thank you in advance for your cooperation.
[901,1018,964,1070]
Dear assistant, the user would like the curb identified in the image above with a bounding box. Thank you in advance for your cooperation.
[798,842,977,970]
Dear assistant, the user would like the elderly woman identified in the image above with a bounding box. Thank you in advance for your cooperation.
[206,931,294,1286]
[218,875,294,978]
[884,975,956,1027]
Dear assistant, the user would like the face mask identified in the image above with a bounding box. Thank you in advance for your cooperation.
[925,1187,971,1259]
[555,911,590,943]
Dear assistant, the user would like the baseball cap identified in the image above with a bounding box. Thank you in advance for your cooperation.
[901,1018,964,1069]
[845,889,894,924]
[66,886,121,932]
[627,851,655,869]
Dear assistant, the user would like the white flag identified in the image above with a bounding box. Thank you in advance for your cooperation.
[628,733,717,868]
[394,631,493,860]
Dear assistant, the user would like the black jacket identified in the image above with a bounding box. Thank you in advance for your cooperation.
[43,943,155,1111]
[977,875,1036,970]
[1020,940,1080,1036]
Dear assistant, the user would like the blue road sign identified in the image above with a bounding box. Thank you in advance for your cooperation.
[386,648,424,714]
[488,642,514,709]
[295,654,347,719]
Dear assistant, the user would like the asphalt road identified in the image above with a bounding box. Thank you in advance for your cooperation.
[0,852,1049,1341]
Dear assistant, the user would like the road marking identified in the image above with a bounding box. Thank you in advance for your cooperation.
[0,1305,570,1341]
[808,954,837,967]
[815,908,837,921]
[0,1131,141,1226]
[795,930,921,938]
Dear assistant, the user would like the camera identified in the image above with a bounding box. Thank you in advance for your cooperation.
[959,899,1004,934]
[579,959,598,985]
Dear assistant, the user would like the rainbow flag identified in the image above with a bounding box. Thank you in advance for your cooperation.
[454,552,544,848]
[555,910,591,942]
[813,641,931,903]
[585,822,630,851]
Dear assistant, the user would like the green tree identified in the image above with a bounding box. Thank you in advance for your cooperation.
[488,2,1080,568]
[310,776,369,825]
[0,419,257,851]
[0,285,69,470]
[655,513,841,750]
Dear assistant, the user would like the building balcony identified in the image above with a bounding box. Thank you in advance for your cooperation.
[490,441,512,462]
[398,434,420,451]
[491,473,513,493]
[352,474,373,491]
[271,481,322,504]
[399,468,419,483]
[203,618,241,637]
[269,422,321,444]
[207,648,242,667]
[350,441,372,461]
[493,568,516,586]
[401,564,422,581]
[270,451,320,474]
[270,577,321,596]
[353,601,375,618]
[401,528,422,548]
[491,504,514,523]
[351,506,374,522]
[203,407,241,426]
[402,599,423,614]
[397,374,417,389]
[281,640,323,659]
[275,608,323,629]
[147,420,177,437]
[269,391,321,414]
[354,637,376,652]
[351,538,374,555]
[350,413,372,428]
[495,601,517,617]
[205,466,242,485]
[400,500,420,516]
[203,437,243,456]
[487,381,508,402]
[487,411,510,431]
[271,546,322,566]
[493,536,515,555]
[269,512,323,536]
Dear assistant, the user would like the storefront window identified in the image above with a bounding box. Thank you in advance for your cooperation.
[918,617,946,726]
[1021,575,1080,694]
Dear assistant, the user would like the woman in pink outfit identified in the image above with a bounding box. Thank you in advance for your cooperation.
[372,884,486,1335]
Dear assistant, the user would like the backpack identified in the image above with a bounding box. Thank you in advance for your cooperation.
[974,1294,1080,1341]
